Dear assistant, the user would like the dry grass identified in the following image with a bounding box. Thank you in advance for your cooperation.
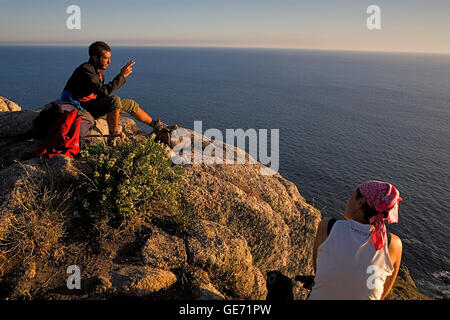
[0,162,75,298]
[0,154,187,299]
[385,265,433,300]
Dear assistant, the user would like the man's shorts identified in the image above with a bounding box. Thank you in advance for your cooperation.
[82,95,139,119]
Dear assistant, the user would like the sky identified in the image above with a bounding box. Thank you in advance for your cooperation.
[0,0,449,53]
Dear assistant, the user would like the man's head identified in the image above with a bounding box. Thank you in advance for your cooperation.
[88,41,111,70]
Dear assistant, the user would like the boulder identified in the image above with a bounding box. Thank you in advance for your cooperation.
[0,96,21,112]
[187,267,225,300]
[141,225,187,269]
[171,127,321,299]
[192,282,226,300]
[182,162,320,282]
[0,110,39,137]
[109,265,177,296]
[0,157,46,209]
[0,155,78,211]
[0,140,39,169]
[185,219,267,299]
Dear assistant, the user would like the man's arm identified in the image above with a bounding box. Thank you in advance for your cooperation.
[79,64,126,98]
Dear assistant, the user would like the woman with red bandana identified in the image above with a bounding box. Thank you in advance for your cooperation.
[308,180,403,300]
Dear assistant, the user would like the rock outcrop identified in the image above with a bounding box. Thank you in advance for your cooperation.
[0,97,321,300]
[0,96,21,112]
[0,97,429,300]
[109,265,178,297]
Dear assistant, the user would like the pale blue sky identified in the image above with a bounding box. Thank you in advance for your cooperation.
[0,0,449,53]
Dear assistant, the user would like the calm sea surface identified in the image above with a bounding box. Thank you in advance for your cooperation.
[1,46,449,297]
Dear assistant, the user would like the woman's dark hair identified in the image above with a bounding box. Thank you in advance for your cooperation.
[88,41,111,58]
[356,188,388,222]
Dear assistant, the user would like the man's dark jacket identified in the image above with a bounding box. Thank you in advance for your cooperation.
[64,60,126,105]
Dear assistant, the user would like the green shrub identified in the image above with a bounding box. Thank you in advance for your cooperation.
[79,137,184,222]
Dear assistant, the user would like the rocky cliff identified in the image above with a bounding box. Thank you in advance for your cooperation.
[0,96,429,300]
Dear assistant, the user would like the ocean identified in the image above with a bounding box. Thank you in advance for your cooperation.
[0,46,449,298]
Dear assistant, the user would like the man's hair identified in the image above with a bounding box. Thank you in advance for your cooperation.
[88,41,111,58]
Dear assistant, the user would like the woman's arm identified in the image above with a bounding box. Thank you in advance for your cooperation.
[380,233,403,299]
[312,218,329,273]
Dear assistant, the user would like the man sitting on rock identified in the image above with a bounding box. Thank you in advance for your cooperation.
[63,41,177,143]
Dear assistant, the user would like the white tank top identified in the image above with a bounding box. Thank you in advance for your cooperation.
[308,219,394,300]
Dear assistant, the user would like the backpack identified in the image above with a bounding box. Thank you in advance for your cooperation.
[33,108,81,158]
[32,101,95,140]
[266,270,294,301]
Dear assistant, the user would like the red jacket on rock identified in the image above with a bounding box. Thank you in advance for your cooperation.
[34,109,81,158]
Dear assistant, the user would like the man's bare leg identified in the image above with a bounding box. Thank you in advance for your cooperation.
[107,109,120,133]
[132,107,155,127]
[133,107,178,130]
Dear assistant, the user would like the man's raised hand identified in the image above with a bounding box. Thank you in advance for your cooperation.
[120,60,135,78]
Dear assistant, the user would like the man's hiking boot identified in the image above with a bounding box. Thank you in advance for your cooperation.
[151,119,179,148]
[151,119,178,131]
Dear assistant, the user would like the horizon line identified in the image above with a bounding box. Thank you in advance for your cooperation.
[0,43,449,56]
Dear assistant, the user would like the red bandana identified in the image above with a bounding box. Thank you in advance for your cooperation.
[358,181,403,250]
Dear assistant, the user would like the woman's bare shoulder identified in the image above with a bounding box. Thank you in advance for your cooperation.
[388,233,403,264]
[389,233,402,247]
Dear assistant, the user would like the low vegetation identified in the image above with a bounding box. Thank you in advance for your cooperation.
[78,137,187,237]
[0,162,78,298]
[0,136,194,298]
